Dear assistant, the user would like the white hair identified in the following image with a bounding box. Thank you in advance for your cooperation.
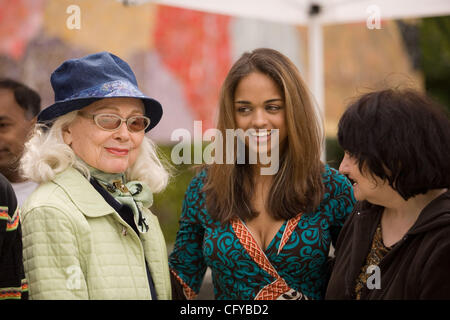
[20,110,170,193]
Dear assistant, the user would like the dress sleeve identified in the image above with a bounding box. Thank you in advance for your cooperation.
[169,172,208,300]
[21,206,88,300]
[326,166,356,247]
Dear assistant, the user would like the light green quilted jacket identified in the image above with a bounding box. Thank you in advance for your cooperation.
[21,167,171,300]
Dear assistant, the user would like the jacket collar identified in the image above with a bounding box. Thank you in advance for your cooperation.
[52,167,116,217]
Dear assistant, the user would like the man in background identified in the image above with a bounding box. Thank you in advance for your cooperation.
[0,79,40,206]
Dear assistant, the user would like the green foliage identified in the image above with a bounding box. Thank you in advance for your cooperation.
[151,145,198,245]
[325,137,344,170]
[419,16,450,112]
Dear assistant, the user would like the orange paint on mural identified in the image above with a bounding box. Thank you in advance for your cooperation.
[0,0,44,60]
[154,6,231,130]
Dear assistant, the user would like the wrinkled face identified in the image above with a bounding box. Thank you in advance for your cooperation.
[234,72,287,155]
[63,97,146,173]
[339,152,387,203]
[0,89,36,172]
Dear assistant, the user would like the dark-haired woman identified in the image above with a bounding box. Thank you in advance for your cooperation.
[326,88,450,299]
[169,48,355,300]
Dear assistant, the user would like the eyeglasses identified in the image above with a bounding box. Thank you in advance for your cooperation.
[79,113,151,132]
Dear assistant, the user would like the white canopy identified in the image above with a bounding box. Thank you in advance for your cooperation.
[150,0,450,25]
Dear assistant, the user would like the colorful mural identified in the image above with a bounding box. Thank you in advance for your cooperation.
[0,0,307,142]
[154,6,231,131]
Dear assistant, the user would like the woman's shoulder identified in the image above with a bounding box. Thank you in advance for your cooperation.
[185,168,208,195]
[22,180,64,210]
[21,168,89,218]
[306,164,355,222]
[322,164,353,195]
[322,163,347,182]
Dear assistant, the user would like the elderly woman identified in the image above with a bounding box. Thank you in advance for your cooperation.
[20,52,171,299]
[326,88,450,299]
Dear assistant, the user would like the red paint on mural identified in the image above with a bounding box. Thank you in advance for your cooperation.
[0,0,44,60]
[154,5,231,130]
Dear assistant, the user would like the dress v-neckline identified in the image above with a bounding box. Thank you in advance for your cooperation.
[234,213,303,260]
[240,218,287,253]
[230,213,303,294]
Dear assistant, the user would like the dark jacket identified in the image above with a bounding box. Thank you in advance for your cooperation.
[326,189,450,300]
[0,173,27,299]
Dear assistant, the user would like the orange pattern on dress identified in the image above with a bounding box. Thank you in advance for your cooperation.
[170,269,197,300]
[255,278,291,300]
[231,218,299,300]
[231,219,278,279]
[278,213,302,254]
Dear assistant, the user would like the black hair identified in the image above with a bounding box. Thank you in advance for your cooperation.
[338,88,450,200]
[0,78,41,119]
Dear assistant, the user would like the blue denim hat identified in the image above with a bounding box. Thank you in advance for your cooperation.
[38,51,162,132]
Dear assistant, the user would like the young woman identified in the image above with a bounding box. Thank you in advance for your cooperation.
[169,48,355,300]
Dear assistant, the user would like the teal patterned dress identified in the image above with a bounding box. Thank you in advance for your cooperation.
[169,165,355,300]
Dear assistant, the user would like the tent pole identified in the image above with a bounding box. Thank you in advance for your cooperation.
[308,16,326,162]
